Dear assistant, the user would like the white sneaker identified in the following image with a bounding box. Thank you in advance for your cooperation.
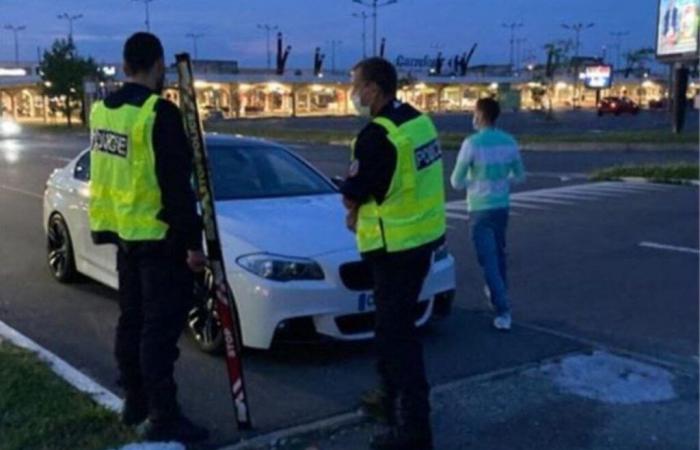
[493,313,512,331]
[482,285,495,311]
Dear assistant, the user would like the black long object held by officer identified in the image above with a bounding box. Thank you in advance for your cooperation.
[175,52,253,431]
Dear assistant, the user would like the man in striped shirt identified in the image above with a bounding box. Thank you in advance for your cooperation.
[450,98,525,331]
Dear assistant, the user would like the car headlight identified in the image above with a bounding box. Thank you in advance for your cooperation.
[236,253,325,282]
[0,120,21,137]
[434,244,450,262]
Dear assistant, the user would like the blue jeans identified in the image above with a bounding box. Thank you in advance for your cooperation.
[470,208,511,315]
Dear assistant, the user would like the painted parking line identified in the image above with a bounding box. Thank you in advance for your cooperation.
[0,183,42,199]
[639,241,700,255]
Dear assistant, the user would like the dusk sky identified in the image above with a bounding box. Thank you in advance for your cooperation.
[1,0,659,69]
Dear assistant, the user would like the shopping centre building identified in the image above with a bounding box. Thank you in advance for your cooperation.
[0,58,696,123]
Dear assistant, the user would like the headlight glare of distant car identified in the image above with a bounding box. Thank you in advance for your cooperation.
[236,253,325,281]
[0,119,21,136]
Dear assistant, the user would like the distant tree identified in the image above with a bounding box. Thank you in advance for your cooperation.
[540,39,574,117]
[40,39,99,126]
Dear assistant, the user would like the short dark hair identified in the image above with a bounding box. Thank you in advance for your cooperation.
[476,98,501,124]
[123,32,164,74]
[353,57,398,97]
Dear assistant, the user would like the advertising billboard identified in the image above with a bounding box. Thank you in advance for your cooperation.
[657,0,700,60]
[582,65,613,89]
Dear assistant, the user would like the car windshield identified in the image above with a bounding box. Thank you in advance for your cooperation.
[207,143,336,200]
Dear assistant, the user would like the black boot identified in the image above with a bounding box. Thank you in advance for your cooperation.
[370,427,433,450]
[361,386,394,424]
[144,413,210,443]
[121,390,149,426]
[144,379,209,443]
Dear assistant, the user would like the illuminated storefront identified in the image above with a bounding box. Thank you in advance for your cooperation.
[0,61,695,122]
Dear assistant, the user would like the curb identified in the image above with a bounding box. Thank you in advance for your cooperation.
[0,320,123,413]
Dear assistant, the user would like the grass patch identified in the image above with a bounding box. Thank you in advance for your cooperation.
[206,121,698,148]
[591,163,699,183]
[0,341,136,450]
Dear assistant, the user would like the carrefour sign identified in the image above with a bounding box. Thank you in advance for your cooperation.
[395,55,437,69]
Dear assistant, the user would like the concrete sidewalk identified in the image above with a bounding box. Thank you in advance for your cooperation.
[231,351,699,450]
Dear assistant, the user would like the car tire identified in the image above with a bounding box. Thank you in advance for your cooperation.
[47,214,77,283]
[188,269,226,354]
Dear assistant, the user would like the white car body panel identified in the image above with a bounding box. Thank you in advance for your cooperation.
[43,139,456,349]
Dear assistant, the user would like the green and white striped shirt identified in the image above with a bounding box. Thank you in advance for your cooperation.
[450,128,526,212]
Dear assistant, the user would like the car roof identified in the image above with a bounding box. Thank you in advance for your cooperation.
[204,133,285,149]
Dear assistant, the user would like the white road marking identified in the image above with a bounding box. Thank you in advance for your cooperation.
[447,212,470,221]
[0,320,123,413]
[508,201,549,210]
[522,192,600,201]
[639,241,700,255]
[40,155,72,163]
[0,183,42,199]
[511,195,574,205]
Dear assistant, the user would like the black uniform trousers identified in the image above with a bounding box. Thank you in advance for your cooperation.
[114,242,194,417]
[367,244,433,432]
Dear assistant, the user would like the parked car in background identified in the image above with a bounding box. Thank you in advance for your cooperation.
[648,98,669,110]
[598,97,640,116]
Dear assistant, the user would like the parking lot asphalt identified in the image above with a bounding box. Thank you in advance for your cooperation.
[0,127,697,448]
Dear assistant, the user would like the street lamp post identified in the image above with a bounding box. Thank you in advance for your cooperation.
[352,0,398,57]
[132,0,155,32]
[515,37,527,73]
[352,11,369,59]
[562,22,595,57]
[502,22,523,71]
[4,25,26,67]
[327,40,343,73]
[186,33,204,60]
[610,31,629,71]
[57,13,83,43]
[257,24,279,70]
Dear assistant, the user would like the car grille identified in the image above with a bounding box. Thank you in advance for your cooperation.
[335,301,430,335]
[339,261,374,291]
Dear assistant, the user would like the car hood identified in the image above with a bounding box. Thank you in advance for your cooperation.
[216,194,358,258]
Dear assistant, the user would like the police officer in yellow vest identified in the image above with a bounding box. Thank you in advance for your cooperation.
[89,32,208,443]
[342,58,446,450]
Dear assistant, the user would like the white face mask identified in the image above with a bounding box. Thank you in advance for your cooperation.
[472,115,480,131]
[351,92,371,117]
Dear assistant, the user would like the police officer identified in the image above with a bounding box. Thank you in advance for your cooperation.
[88,32,208,443]
[342,58,446,450]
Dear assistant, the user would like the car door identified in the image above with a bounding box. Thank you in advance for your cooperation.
[70,150,117,280]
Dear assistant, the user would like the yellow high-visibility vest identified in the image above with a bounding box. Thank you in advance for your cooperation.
[88,94,168,242]
[352,113,446,253]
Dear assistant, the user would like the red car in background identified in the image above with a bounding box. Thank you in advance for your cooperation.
[598,97,640,116]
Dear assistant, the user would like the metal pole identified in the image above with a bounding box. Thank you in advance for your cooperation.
[186,33,204,60]
[353,0,397,57]
[145,0,151,31]
[502,23,523,71]
[58,14,83,43]
[5,25,25,67]
[258,24,278,70]
[132,0,154,32]
[610,31,629,71]
[353,12,368,59]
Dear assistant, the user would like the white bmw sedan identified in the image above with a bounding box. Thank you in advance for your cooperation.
[43,134,456,351]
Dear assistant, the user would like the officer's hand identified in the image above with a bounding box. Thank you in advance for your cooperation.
[342,196,357,211]
[346,208,358,233]
[187,250,208,273]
